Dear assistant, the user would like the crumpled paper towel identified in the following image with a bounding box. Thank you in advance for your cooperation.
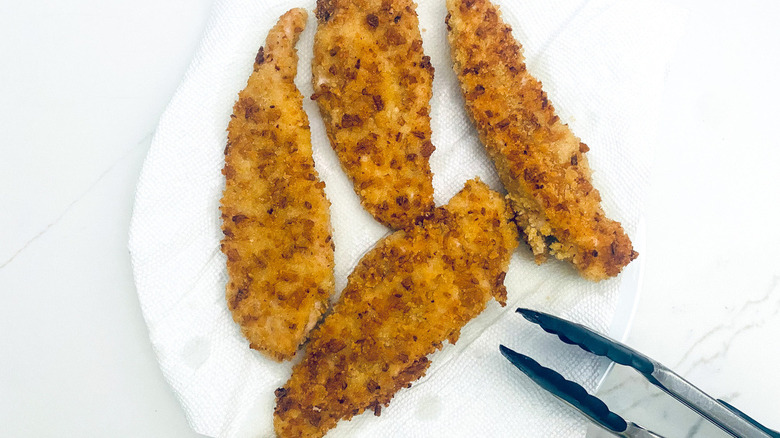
[129,0,684,436]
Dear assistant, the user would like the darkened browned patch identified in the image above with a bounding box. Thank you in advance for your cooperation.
[366,13,379,28]
[255,47,265,66]
[315,0,336,22]
[420,141,435,158]
[341,113,363,128]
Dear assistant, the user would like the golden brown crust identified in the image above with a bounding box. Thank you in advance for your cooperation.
[312,0,436,230]
[445,0,637,281]
[220,9,335,361]
[273,179,518,438]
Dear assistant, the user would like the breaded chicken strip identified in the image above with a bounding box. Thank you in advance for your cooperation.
[220,9,335,362]
[312,0,436,230]
[445,0,637,281]
[274,179,517,438]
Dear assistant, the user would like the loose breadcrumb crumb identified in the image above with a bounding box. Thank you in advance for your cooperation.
[445,0,637,281]
[220,9,335,361]
[274,179,518,438]
[312,0,436,230]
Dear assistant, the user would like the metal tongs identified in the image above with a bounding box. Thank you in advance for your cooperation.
[500,308,779,438]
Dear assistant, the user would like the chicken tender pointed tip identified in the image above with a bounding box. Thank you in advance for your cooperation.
[274,178,518,438]
[312,0,436,230]
[446,0,637,281]
[220,8,335,362]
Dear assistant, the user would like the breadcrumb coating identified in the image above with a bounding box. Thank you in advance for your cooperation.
[445,0,637,281]
[312,0,436,230]
[274,179,518,437]
[220,9,335,361]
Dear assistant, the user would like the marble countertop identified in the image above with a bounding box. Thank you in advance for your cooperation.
[1,0,777,436]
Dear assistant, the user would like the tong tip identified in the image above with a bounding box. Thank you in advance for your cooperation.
[515,307,540,323]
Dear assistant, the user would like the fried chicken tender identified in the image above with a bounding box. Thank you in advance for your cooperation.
[445,0,637,281]
[312,0,436,230]
[220,9,335,362]
[274,179,518,437]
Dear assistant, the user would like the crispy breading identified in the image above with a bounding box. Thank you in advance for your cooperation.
[445,0,637,281]
[274,179,518,438]
[312,0,436,230]
[220,9,335,362]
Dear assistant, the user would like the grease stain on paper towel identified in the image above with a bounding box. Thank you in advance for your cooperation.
[415,394,443,420]
[181,337,211,369]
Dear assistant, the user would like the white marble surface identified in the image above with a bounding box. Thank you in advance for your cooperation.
[0,0,777,437]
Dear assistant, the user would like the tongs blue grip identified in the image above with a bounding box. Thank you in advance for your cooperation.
[502,308,779,438]
[517,308,655,376]
[499,345,628,433]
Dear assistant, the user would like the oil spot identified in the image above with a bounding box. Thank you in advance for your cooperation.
[415,393,442,420]
[180,337,211,370]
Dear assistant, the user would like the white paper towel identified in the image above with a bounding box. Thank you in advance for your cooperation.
[128,0,685,436]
